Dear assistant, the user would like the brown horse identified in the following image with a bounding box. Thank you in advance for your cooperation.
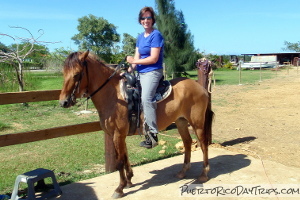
[59,51,214,198]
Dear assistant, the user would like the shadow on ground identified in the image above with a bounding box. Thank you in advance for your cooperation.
[49,152,251,199]
[221,136,257,146]
[125,153,250,197]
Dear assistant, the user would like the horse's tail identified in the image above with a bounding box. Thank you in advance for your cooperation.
[204,102,214,145]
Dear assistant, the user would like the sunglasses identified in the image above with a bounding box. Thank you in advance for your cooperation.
[141,16,152,20]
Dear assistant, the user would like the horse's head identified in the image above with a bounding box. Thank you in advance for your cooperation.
[59,51,90,108]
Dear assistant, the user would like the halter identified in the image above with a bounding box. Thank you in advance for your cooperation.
[69,60,86,105]
[196,59,215,93]
[69,57,123,106]
[196,59,211,75]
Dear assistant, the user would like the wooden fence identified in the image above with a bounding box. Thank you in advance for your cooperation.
[0,90,117,172]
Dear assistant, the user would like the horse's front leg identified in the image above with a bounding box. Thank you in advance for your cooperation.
[112,134,127,199]
[124,143,134,188]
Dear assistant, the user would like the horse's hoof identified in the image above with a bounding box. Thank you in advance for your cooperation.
[112,191,124,199]
[198,175,208,183]
[176,171,186,179]
[126,182,133,188]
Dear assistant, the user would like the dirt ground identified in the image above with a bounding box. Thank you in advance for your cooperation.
[210,67,300,168]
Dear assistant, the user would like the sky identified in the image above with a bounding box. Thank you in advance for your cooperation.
[1,0,300,55]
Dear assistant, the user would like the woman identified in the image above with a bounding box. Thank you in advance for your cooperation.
[126,6,164,149]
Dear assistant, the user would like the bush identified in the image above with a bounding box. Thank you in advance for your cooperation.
[23,61,43,70]
[0,63,18,92]
[43,58,64,72]
[0,63,46,92]
[223,62,234,69]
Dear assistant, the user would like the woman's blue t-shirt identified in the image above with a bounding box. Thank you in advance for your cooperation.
[136,29,164,73]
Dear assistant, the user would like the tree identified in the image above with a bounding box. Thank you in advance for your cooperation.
[44,47,73,71]
[282,41,300,52]
[51,47,73,61]
[105,33,137,64]
[122,33,136,56]
[72,14,120,62]
[9,43,49,63]
[0,26,54,92]
[0,42,10,53]
[155,0,198,77]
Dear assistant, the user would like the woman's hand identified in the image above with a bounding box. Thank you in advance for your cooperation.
[126,56,136,73]
[126,56,135,64]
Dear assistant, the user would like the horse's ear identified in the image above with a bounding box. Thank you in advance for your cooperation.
[79,50,89,61]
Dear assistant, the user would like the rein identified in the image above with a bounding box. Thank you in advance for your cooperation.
[81,60,122,104]
[85,65,119,101]
[69,54,127,107]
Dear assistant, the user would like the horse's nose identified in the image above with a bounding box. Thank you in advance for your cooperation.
[59,99,69,108]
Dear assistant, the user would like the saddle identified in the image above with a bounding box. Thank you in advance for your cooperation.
[121,73,172,135]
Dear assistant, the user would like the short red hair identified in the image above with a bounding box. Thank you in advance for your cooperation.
[138,7,156,26]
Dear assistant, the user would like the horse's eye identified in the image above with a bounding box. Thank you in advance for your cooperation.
[73,73,81,81]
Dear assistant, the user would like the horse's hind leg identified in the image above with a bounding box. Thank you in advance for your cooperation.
[175,118,192,179]
[194,126,209,182]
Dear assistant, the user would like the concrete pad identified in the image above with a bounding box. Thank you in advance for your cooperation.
[48,147,300,200]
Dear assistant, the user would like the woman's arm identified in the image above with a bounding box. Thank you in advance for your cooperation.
[127,47,161,71]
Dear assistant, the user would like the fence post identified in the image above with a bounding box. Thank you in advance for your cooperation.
[238,60,242,85]
[105,134,117,172]
[196,58,212,144]
[259,63,262,82]
[297,58,299,74]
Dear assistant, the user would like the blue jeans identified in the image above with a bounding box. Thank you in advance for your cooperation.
[139,68,163,134]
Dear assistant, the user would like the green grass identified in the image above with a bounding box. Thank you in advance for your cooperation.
[0,70,63,92]
[185,68,277,85]
[0,130,182,195]
[213,68,276,85]
[0,121,11,132]
[0,68,280,195]
[26,71,64,90]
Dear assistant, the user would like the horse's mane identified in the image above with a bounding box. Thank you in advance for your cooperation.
[63,52,80,71]
[63,51,112,72]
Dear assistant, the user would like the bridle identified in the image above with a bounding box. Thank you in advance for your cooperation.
[68,57,124,106]
[196,59,215,93]
[196,59,211,75]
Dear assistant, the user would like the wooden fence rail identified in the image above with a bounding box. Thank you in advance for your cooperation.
[0,121,101,147]
[0,90,61,105]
